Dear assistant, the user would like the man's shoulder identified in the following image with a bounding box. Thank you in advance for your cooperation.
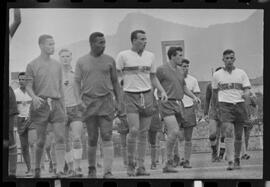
[102,54,115,62]
[77,53,90,64]
[117,50,131,57]
[187,74,198,82]
[14,88,21,95]
[234,68,246,75]
[143,50,154,57]
[157,64,167,71]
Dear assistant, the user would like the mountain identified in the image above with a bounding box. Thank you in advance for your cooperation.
[58,10,263,81]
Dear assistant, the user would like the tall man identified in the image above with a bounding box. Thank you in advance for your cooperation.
[74,32,121,178]
[14,72,36,176]
[204,67,225,162]
[179,59,200,168]
[156,47,200,173]
[25,35,66,177]
[59,48,84,177]
[116,30,168,176]
[212,49,251,170]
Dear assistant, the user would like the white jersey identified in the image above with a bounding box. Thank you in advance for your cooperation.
[212,68,251,104]
[116,49,156,92]
[182,74,200,107]
[14,88,32,118]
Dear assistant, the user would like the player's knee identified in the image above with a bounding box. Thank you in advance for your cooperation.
[88,136,98,147]
[73,138,82,149]
[209,134,217,142]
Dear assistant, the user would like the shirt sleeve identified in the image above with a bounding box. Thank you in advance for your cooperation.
[150,54,157,73]
[116,52,124,71]
[241,70,251,88]
[212,72,219,89]
[193,78,200,93]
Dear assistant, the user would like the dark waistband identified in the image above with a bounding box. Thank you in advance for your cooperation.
[124,89,151,94]
[17,101,32,104]
[219,102,244,105]
[167,98,182,101]
[39,96,60,100]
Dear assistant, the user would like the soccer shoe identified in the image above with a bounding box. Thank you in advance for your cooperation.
[49,161,53,173]
[25,169,34,177]
[241,154,250,160]
[63,161,69,174]
[182,160,192,169]
[150,162,157,170]
[103,172,114,178]
[135,167,150,176]
[127,162,136,176]
[226,161,234,171]
[34,168,41,178]
[163,160,178,173]
[88,166,97,178]
[54,171,67,178]
[219,148,225,160]
[68,169,83,178]
[234,158,241,169]
[179,158,185,166]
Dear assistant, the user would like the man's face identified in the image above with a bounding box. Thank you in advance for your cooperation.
[133,33,147,51]
[91,36,105,56]
[181,62,189,75]
[223,52,235,68]
[59,51,72,66]
[18,75,27,88]
[40,38,55,55]
[173,50,184,65]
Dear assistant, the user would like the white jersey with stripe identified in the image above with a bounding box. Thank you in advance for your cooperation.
[14,88,32,118]
[212,68,251,104]
[116,49,156,92]
[182,74,200,107]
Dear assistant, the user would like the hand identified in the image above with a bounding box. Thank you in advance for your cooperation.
[160,91,168,102]
[113,117,121,125]
[193,96,201,104]
[78,100,87,111]
[32,96,44,110]
[204,114,209,123]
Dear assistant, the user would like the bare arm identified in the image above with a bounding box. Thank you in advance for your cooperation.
[150,73,167,101]
[73,61,83,105]
[111,61,121,103]
[204,84,212,115]
[10,9,21,38]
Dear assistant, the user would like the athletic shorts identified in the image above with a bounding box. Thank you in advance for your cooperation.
[81,93,115,122]
[66,105,82,125]
[159,99,188,128]
[218,102,248,124]
[30,97,66,125]
[182,106,197,128]
[17,117,35,135]
[208,106,220,121]
[124,89,154,117]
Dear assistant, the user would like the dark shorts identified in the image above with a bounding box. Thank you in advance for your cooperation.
[17,117,35,135]
[182,106,197,128]
[66,105,82,125]
[160,99,188,127]
[117,115,129,134]
[124,90,154,117]
[208,106,220,121]
[218,102,248,124]
[82,93,115,122]
[30,98,66,125]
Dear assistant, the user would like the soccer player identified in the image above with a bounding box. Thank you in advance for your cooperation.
[156,47,200,173]
[212,49,251,170]
[179,58,201,168]
[25,35,66,177]
[14,72,36,176]
[116,30,167,176]
[59,48,84,177]
[74,32,121,178]
[204,67,226,162]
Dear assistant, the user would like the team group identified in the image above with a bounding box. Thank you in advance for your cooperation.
[8,9,257,178]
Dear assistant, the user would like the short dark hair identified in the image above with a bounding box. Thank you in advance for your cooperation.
[167,46,183,60]
[89,32,104,44]
[181,58,190,65]
[38,34,53,45]
[131,30,145,43]
[215,67,222,72]
[18,72,25,78]
[223,49,235,56]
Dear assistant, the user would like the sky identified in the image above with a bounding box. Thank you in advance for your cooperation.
[9,8,258,73]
